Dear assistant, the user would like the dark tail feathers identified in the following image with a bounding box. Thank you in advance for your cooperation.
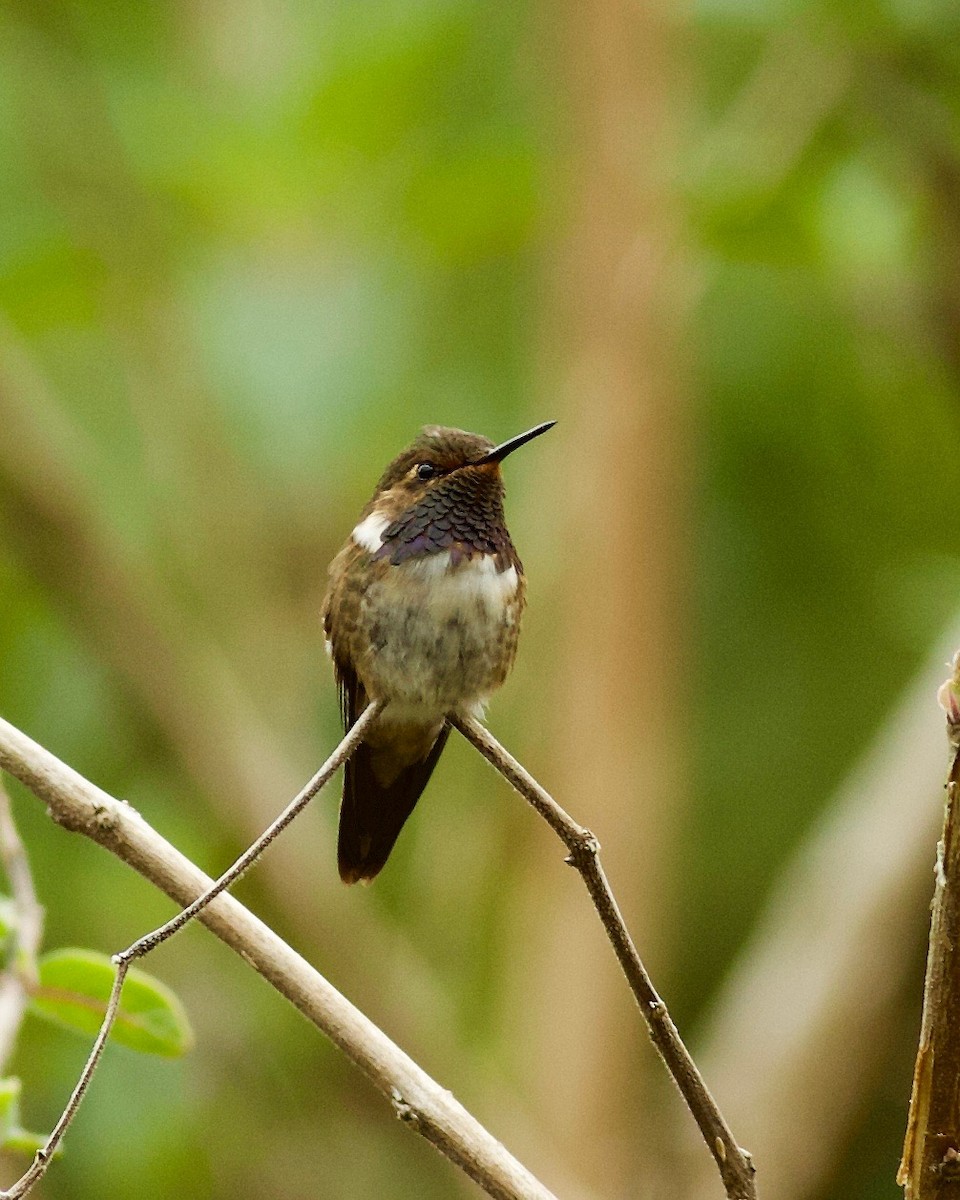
[337,726,450,884]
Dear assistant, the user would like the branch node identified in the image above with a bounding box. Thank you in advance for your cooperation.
[92,805,118,834]
[118,937,150,964]
[563,829,600,868]
[390,1088,420,1128]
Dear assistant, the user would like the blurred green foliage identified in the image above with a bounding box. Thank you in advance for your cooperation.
[0,0,958,1197]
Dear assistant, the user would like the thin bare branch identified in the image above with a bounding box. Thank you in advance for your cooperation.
[0,705,381,1197]
[2,959,131,1200]
[0,781,44,1071]
[0,714,556,1200]
[899,652,960,1198]
[450,712,757,1200]
[117,701,382,963]
[682,631,956,1200]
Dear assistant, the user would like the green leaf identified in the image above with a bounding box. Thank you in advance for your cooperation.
[3,1127,60,1159]
[29,949,194,1058]
[0,1077,21,1145]
[0,1078,63,1159]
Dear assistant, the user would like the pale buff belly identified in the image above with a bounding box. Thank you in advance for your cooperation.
[353,552,521,714]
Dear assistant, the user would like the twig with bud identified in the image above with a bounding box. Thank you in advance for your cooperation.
[451,712,758,1200]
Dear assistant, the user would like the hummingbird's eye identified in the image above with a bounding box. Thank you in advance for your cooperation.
[415,463,439,480]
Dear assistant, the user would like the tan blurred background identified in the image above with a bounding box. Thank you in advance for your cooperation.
[1,1,959,1197]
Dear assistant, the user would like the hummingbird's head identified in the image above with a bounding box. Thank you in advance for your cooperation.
[371,422,555,516]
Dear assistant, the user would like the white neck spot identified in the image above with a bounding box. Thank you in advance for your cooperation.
[351,511,391,553]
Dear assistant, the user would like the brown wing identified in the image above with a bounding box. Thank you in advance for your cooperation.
[330,650,449,884]
[322,540,448,884]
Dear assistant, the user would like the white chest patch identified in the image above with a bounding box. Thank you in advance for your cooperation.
[407,551,520,612]
[355,550,521,711]
[351,510,391,553]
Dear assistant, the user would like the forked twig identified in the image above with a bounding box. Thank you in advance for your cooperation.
[0,704,382,1200]
[0,710,556,1200]
[451,712,757,1200]
[5,959,130,1198]
[117,701,382,963]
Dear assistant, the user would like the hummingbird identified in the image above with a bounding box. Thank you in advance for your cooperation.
[322,421,555,884]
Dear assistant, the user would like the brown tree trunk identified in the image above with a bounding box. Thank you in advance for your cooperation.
[508,0,691,1191]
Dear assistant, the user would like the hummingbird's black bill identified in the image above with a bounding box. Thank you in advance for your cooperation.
[471,420,556,466]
